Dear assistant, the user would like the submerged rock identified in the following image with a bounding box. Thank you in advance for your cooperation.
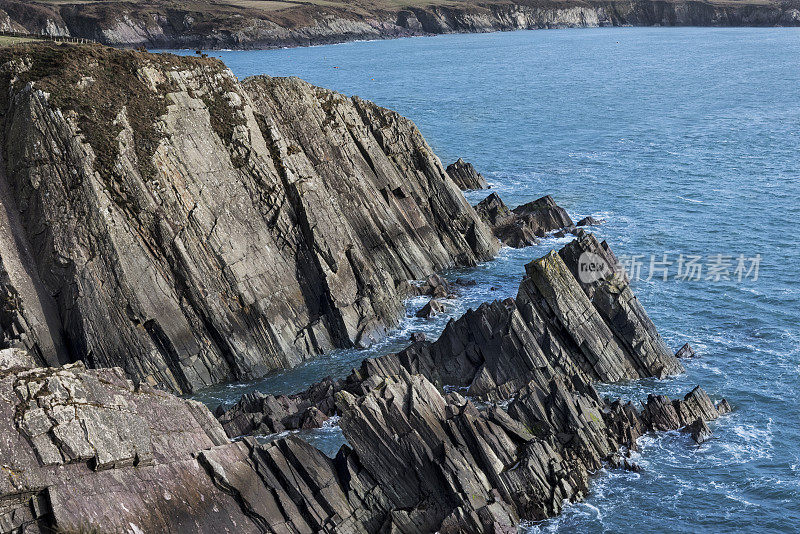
[415,298,445,318]
[409,332,427,343]
[684,418,713,444]
[676,343,697,358]
[446,158,490,190]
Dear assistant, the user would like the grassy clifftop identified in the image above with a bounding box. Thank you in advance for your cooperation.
[0,43,227,179]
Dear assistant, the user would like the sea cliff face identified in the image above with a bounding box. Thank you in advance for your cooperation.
[2,0,800,49]
[0,44,497,394]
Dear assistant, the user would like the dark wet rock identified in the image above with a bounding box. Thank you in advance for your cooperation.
[684,418,712,444]
[410,332,427,343]
[217,376,338,436]
[642,386,728,433]
[415,298,445,319]
[0,45,498,395]
[412,273,456,298]
[446,158,489,190]
[576,216,602,226]
[475,192,516,227]
[512,195,574,235]
[455,277,477,286]
[676,343,697,358]
[641,394,683,431]
[716,398,732,415]
[475,193,574,248]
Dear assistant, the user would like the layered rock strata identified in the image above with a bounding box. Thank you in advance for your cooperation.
[0,44,498,394]
[0,352,728,533]
[208,238,728,532]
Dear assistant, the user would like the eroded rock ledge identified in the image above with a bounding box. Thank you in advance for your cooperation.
[0,43,498,394]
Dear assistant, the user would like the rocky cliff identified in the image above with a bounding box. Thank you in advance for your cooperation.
[1,0,799,49]
[0,43,499,394]
[0,236,730,533]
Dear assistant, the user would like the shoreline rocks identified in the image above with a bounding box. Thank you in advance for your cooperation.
[475,193,575,247]
[0,42,737,534]
[0,230,732,533]
[217,235,693,437]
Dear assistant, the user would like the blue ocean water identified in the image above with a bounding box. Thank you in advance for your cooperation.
[175,27,800,533]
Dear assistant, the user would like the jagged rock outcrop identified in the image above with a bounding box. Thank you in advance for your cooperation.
[0,44,498,394]
[0,350,729,533]
[217,235,684,434]
[3,0,800,49]
[0,223,731,533]
[415,298,445,318]
[475,193,574,247]
[446,158,489,190]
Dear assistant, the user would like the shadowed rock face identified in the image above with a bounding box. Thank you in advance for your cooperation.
[0,44,498,394]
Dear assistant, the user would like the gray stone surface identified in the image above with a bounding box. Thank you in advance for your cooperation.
[0,45,498,394]
[0,232,732,532]
[217,237,704,446]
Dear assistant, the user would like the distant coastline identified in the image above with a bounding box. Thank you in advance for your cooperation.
[5,0,800,50]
